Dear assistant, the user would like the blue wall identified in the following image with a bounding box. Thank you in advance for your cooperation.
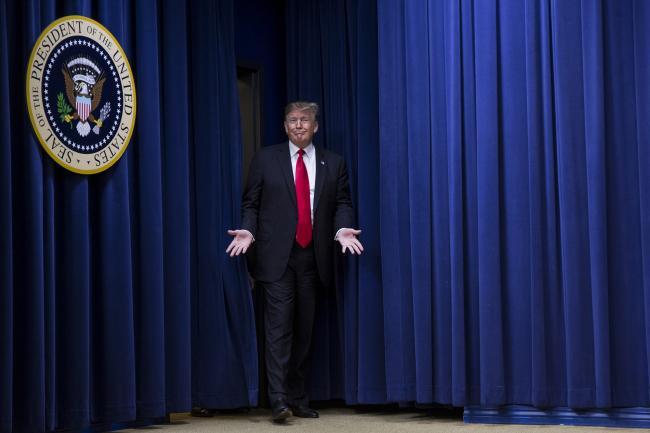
[234,0,287,146]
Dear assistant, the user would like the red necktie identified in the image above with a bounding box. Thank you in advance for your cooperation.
[295,149,312,247]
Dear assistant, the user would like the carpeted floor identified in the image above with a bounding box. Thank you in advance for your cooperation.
[116,408,639,433]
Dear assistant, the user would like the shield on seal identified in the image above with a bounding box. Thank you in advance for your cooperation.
[76,95,92,122]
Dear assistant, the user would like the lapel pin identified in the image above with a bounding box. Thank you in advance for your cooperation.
[321,160,325,165]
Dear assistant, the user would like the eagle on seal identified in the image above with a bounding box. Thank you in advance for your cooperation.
[62,57,106,137]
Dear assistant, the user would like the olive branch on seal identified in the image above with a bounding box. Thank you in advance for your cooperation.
[57,92,73,128]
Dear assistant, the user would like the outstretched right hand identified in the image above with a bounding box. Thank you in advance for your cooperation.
[226,229,253,257]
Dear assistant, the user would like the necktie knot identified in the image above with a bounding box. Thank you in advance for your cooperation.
[298,149,305,157]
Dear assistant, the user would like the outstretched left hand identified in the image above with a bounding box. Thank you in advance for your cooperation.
[337,228,364,255]
[226,229,253,257]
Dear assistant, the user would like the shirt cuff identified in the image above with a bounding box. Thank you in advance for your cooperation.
[242,229,255,242]
[334,228,350,241]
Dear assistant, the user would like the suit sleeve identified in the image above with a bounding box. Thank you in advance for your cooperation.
[241,152,263,237]
[334,157,355,231]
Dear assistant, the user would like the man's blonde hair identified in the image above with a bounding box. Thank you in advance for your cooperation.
[284,101,319,120]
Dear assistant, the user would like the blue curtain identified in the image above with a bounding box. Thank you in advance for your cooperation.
[0,1,256,432]
[289,0,650,409]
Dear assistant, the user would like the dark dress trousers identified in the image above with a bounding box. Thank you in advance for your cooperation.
[240,142,354,405]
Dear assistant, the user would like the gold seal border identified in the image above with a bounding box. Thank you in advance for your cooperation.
[25,15,137,175]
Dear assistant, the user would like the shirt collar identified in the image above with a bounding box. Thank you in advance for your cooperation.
[289,141,315,159]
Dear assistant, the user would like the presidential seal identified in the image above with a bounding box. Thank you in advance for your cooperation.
[26,16,136,174]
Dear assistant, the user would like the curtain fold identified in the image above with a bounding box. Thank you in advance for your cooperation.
[634,0,650,404]
[0,0,13,428]
[0,1,256,432]
[189,0,258,409]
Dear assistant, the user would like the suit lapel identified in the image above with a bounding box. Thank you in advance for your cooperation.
[276,143,297,208]
[313,146,327,213]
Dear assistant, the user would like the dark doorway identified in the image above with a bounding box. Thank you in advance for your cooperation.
[237,64,262,184]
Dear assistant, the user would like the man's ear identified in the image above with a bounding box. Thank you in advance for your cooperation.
[314,122,319,133]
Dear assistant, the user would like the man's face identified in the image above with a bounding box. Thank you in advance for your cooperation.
[284,109,318,148]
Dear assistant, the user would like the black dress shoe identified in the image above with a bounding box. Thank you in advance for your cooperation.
[190,407,215,417]
[290,405,319,418]
[271,399,292,422]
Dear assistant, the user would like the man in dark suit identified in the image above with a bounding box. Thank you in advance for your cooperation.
[226,101,363,422]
